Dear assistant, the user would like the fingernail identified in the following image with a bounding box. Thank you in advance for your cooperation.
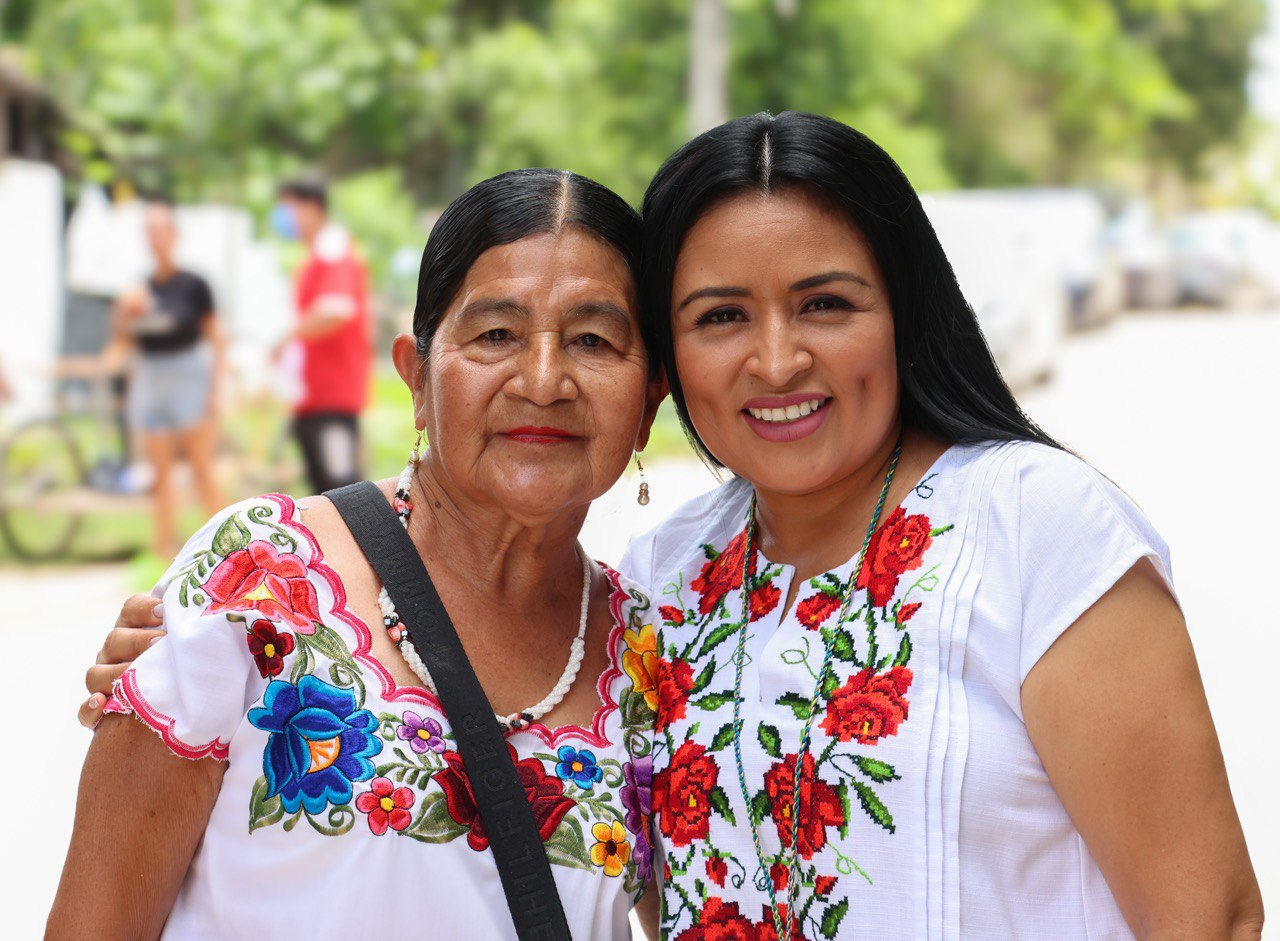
[148,636,163,647]
[152,604,164,619]
[89,694,105,708]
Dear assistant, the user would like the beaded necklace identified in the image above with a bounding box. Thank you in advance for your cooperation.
[731,437,903,941]
[379,459,592,732]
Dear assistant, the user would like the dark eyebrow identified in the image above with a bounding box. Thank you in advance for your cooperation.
[676,285,751,311]
[455,298,528,322]
[567,300,634,326]
[789,270,872,291]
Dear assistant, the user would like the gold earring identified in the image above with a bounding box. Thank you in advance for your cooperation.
[411,429,424,464]
[636,453,650,506]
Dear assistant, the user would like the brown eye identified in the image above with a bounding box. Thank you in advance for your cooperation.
[482,328,512,344]
[696,307,744,326]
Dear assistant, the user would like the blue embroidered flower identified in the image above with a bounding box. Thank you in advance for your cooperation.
[248,675,382,815]
[555,746,603,789]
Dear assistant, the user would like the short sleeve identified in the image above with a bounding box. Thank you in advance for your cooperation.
[103,497,304,759]
[195,275,215,318]
[1012,445,1177,685]
[309,258,361,315]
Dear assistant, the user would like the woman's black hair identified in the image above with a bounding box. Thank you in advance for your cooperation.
[640,111,1062,464]
[413,168,646,365]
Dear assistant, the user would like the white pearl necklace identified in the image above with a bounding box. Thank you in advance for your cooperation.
[379,459,592,732]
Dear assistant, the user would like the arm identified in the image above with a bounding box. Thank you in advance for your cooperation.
[1023,560,1264,940]
[101,287,147,374]
[631,880,661,940]
[201,313,227,419]
[46,715,225,939]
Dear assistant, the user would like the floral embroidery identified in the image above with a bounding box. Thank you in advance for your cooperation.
[355,777,415,835]
[396,711,446,754]
[622,624,660,712]
[205,539,321,631]
[706,856,728,887]
[556,746,604,789]
[654,741,722,847]
[895,601,922,624]
[247,675,382,815]
[855,506,935,607]
[434,746,576,851]
[590,821,631,877]
[690,530,751,615]
[656,657,696,732]
[820,666,912,745]
[748,581,781,621]
[795,591,841,630]
[760,753,845,859]
[247,620,295,678]
[621,756,654,883]
[660,605,687,626]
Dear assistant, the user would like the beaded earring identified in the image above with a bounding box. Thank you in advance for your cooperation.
[636,453,650,506]
[410,429,424,464]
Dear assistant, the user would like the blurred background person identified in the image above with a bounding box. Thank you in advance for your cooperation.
[103,200,225,558]
[270,179,372,493]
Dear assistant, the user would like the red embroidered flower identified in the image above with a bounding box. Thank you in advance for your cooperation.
[674,897,756,941]
[246,619,295,678]
[690,531,752,615]
[855,507,934,607]
[355,776,415,835]
[706,856,728,887]
[748,581,780,622]
[655,657,695,733]
[896,601,922,624]
[820,666,913,745]
[659,605,686,626]
[795,591,841,630]
[814,874,837,897]
[770,862,789,891]
[755,904,805,941]
[762,752,845,859]
[654,741,719,847]
[204,540,321,632]
[433,745,574,851]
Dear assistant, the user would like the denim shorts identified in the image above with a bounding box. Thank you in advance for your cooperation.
[128,343,214,433]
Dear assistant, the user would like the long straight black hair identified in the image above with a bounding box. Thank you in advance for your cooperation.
[640,111,1061,465]
[413,168,645,363]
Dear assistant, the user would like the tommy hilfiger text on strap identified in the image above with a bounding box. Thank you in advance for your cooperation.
[326,481,572,941]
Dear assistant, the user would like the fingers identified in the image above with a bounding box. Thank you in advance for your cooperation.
[78,693,108,730]
[115,593,165,631]
[96,627,165,667]
[84,662,129,698]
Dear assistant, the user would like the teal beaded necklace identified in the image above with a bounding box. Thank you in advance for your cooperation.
[731,436,903,941]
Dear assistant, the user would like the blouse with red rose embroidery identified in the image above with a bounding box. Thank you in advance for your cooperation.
[104,493,659,940]
[616,440,1175,941]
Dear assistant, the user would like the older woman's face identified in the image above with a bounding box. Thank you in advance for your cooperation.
[403,228,658,521]
[670,187,899,496]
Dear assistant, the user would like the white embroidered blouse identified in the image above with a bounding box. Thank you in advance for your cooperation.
[617,440,1175,940]
[106,493,658,940]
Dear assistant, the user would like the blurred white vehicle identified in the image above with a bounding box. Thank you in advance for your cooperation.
[923,192,1070,389]
[1108,199,1179,309]
[1165,210,1280,308]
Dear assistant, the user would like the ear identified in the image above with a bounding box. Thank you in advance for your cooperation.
[633,367,670,453]
[391,333,428,428]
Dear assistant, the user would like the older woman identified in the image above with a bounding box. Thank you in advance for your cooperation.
[50,168,665,939]
[83,114,1263,940]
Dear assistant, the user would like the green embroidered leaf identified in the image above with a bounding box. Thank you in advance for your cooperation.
[836,780,851,839]
[929,524,954,537]
[852,780,895,833]
[211,514,251,557]
[775,692,812,721]
[819,898,850,939]
[709,722,735,752]
[707,785,736,825]
[757,723,782,759]
[304,803,356,836]
[892,634,912,666]
[693,690,737,711]
[819,572,843,591]
[177,576,190,608]
[820,669,839,699]
[853,756,899,783]
[403,792,469,844]
[686,721,701,738]
[288,642,314,683]
[696,621,739,660]
[543,816,593,871]
[701,543,720,561]
[191,592,206,607]
[691,660,716,693]
[620,688,656,728]
[829,629,856,663]
[304,621,355,670]
[281,810,303,832]
[750,789,771,825]
[248,775,285,832]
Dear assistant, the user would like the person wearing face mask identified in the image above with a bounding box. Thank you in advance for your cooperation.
[271,179,372,494]
[49,169,666,940]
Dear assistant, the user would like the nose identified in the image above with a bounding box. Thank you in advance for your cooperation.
[508,331,578,406]
[746,313,813,387]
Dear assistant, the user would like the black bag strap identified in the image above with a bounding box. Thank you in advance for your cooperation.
[326,481,572,941]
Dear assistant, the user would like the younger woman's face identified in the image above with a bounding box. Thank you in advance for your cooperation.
[670,187,900,496]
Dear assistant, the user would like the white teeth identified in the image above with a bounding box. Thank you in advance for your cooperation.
[746,398,827,423]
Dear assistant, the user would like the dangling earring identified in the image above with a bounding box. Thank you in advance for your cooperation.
[410,429,424,464]
[635,453,650,506]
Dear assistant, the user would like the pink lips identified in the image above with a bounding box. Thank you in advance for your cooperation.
[740,395,832,444]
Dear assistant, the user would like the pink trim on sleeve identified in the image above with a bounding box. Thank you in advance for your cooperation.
[104,668,232,761]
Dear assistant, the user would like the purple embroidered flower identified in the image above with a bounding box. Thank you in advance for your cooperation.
[397,711,446,754]
[621,755,654,882]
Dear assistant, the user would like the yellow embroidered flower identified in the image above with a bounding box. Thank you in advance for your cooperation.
[589,820,631,877]
[622,624,660,712]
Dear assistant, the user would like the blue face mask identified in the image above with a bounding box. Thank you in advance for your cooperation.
[270,203,299,240]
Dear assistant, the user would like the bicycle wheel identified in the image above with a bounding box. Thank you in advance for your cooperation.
[0,418,87,561]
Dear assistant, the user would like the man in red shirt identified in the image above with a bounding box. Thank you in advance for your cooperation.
[272,179,371,493]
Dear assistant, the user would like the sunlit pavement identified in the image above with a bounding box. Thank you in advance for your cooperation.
[4,307,1276,936]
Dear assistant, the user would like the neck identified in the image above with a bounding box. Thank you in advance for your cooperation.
[753,424,905,572]
[153,258,178,280]
[406,454,588,605]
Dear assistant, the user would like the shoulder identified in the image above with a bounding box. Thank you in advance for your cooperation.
[617,477,750,589]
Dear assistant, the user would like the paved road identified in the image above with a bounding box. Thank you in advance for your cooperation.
[5,307,1276,936]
